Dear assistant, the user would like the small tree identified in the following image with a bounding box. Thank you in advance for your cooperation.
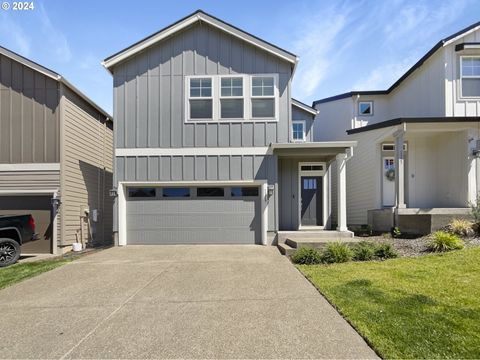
[468,192,480,223]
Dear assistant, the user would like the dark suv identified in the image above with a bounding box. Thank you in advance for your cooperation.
[0,214,37,267]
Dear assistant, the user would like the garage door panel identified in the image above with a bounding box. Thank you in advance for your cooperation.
[126,189,260,245]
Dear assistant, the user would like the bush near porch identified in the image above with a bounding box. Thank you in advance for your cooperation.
[297,247,480,359]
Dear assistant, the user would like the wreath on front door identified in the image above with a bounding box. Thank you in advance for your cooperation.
[385,168,395,181]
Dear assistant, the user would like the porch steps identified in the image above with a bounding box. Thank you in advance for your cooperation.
[276,230,357,256]
[277,242,296,256]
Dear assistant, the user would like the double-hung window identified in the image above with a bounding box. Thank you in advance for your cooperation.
[220,77,244,119]
[251,76,275,118]
[292,121,305,142]
[461,56,480,97]
[189,77,213,119]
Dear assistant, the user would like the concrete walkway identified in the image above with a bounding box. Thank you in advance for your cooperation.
[0,246,378,359]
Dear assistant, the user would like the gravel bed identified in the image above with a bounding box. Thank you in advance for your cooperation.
[353,234,480,257]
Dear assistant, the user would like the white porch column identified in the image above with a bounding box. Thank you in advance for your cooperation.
[394,129,406,209]
[467,131,478,205]
[336,153,348,232]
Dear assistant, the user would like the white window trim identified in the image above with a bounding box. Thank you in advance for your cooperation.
[358,101,374,116]
[382,143,407,151]
[291,120,306,142]
[185,75,215,121]
[185,74,279,123]
[460,55,480,99]
[250,73,279,121]
[218,75,247,121]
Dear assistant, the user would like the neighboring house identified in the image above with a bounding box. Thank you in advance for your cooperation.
[103,10,355,246]
[313,22,480,234]
[0,46,113,254]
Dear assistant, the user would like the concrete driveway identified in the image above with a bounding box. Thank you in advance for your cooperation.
[0,246,378,359]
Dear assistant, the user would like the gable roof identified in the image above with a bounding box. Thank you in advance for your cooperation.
[292,98,318,116]
[102,10,298,73]
[313,20,480,107]
[0,45,112,120]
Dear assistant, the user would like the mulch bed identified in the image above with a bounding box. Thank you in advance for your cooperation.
[354,234,480,257]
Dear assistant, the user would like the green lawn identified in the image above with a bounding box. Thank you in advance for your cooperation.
[0,258,72,290]
[298,247,480,359]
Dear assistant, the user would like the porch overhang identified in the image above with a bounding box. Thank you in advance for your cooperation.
[270,141,357,158]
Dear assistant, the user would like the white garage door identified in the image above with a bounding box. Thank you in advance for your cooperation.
[126,186,261,245]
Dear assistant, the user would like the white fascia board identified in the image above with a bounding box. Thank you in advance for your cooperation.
[103,13,297,71]
[292,100,318,116]
[0,163,61,171]
[115,147,272,157]
[271,141,357,149]
[443,25,480,46]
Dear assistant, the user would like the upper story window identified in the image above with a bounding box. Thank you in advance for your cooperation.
[251,76,275,118]
[461,56,480,97]
[185,74,278,122]
[220,77,244,119]
[292,120,306,142]
[189,77,213,119]
[358,101,373,116]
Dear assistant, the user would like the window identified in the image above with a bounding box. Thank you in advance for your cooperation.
[292,121,305,141]
[197,187,225,197]
[382,143,408,151]
[162,188,190,197]
[303,178,317,190]
[251,76,275,118]
[128,188,156,198]
[220,77,244,119]
[461,56,480,97]
[189,78,212,119]
[231,187,259,197]
[358,101,373,115]
[301,165,324,171]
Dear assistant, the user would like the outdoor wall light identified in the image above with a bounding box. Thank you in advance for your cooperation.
[267,184,275,197]
[109,188,118,197]
[51,197,62,207]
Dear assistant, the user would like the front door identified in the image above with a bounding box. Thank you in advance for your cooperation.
[382,157,395,207]
[301,176,322,226]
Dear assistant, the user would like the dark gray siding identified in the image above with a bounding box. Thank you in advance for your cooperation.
[0,54,60,163]
[116,154,278,231]
[278,158,299,230]
[292,106,314,142]
[113,22,292,149]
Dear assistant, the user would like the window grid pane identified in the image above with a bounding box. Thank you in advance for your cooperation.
[293,123,304,140]
[221,77,243,97]
[462,57,480,77]
[190,78,212,98]
[252,76,274,97]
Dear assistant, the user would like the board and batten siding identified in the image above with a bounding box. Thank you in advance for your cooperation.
[292,107,314,142]
[61,87,113,247]
[112,22,292,150]
[0,53,60,164]
[116,154,277,231]
[445,28,480,116]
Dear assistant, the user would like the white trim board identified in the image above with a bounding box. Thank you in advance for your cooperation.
[0,163,60,171]
[103,11,298,71]
[115,147,272,157]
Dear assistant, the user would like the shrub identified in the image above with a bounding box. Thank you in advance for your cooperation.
[449,219,474,237]
[291,247,322,265]
[374,243,398,260]
[353,241,376,261]
[353,224,373,237]
[468,193,480,222]
[391,227,402,238]
[428,231,464,252]
[321,242,353,264]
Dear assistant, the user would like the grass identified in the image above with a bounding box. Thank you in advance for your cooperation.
[0,258,72,290]
[297,247,480,359]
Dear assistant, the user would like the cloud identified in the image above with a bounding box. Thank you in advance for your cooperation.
[38,3,71,62]
[384,0,470,43]
[290,3,354,99]
[0,13,31,56]
[352,54,419,90]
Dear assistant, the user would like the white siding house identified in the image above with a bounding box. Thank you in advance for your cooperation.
[313,22,480,234]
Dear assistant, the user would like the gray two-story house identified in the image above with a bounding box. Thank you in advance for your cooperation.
[103,10,355,246]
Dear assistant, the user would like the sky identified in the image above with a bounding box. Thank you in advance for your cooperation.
[1,0,479,115]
